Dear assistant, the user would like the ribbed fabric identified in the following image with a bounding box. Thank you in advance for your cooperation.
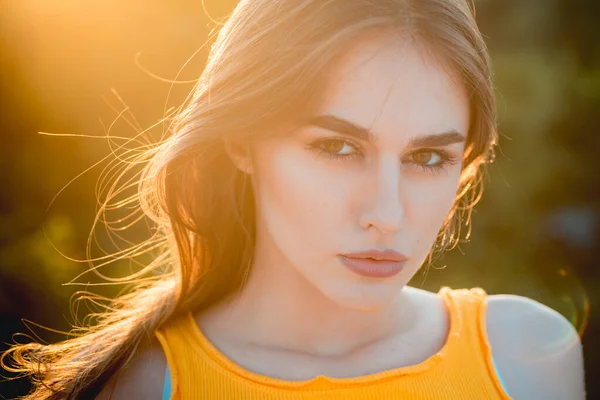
[155,287,512,399]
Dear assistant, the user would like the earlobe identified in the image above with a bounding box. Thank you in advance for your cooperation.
[223,137,254,174]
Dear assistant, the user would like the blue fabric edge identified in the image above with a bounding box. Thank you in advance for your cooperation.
[492,356,509,395]
[162,364,172,400]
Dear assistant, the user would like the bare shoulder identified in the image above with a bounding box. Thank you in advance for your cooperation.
[96,336,167,400]
[485,293,586,400]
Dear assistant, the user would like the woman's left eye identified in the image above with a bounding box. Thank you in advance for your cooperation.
[405,149,459,173]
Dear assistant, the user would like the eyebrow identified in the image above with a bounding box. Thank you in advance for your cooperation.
[306,114,466,147]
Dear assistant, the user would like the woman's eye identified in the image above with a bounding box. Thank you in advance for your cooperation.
[306,138,362,162]
[405,149,459,174]
[410,150,441,165]
[320,139,356,155]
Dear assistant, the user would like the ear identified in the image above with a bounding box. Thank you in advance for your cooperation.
[222,136,254,175]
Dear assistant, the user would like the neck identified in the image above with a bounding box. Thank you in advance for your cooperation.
[205,245,417,358]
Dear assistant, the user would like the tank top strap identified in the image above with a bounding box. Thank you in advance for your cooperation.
[438,286,490,355]
[439,286,488,319]
[438,286,510,397]
[155,313,200,400]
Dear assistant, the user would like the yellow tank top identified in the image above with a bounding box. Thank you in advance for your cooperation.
[155,287,512,399]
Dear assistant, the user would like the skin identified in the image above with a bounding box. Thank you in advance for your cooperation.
[216,33,468,360]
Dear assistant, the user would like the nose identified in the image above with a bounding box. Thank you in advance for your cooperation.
[359,155,405,235]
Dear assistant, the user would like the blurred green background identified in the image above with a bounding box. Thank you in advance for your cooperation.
[1,0,598,397]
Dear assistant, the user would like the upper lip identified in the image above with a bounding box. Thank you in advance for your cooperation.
[340,249,409,262]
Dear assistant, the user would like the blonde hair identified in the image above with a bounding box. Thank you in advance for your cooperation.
[2,0,497,398]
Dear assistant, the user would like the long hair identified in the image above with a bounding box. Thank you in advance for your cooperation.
[1,0,497,398]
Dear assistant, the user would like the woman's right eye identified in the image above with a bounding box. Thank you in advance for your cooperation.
[306,138,363,162]
[320,139,356,155]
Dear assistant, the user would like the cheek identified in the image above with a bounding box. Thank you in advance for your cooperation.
[253,142,349,249]
[407,171,461,238]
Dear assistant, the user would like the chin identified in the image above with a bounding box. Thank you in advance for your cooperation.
[326,283,402,313]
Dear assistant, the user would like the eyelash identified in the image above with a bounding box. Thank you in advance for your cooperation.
[306,138,460,173]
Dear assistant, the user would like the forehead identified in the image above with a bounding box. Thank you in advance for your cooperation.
[316,33,470,142]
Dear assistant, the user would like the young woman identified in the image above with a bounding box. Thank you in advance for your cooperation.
[3,0,585,399]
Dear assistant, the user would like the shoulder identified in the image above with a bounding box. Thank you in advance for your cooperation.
[485,293,586,400]
[96,336,167,400]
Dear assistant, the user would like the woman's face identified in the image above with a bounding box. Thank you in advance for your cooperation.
[248,34,470,311]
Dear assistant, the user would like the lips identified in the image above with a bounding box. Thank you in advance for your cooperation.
[338,249,408,278]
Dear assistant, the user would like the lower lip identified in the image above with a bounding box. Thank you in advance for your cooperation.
[339,256,406,278]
